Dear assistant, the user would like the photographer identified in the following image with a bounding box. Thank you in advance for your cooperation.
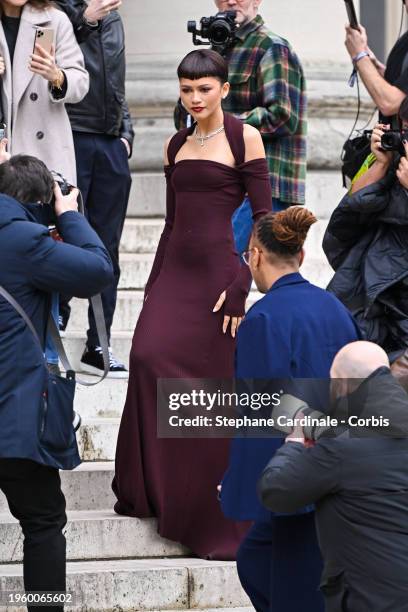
[55,0,134,377]
[345,0,408,123]
[323,98,408,359]
[258,341,408,612]
[181,0,306,252]
[0,155,113,611]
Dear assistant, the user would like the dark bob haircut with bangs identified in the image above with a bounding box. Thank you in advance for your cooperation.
[177,49,229,84]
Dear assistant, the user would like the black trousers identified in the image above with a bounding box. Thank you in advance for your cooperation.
[60,132,132,347]
[0,459,67,612]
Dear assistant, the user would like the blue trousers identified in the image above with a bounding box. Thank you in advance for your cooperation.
[232,197,287,255]
[60,134,132,347]
[237,514,325,612]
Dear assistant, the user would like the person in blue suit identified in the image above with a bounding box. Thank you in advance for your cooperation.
[220,206,361,612]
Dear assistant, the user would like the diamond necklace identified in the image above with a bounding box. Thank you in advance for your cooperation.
[195,124,225,147]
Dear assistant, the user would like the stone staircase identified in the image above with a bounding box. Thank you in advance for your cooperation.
[0,66,374,610]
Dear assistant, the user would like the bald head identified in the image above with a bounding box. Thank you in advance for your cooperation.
[331,341,390,379]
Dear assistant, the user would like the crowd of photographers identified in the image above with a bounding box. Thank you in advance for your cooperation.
[2,0,408,610]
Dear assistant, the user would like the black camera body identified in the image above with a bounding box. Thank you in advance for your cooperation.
[381,130,408,156]
[44,170,74,226]
[51,170,72,197]
[188,11,238,50]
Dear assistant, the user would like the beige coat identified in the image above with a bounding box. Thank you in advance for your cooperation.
[0,5,89,184]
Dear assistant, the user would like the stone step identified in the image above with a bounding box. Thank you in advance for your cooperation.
[0,558,251,611]
[121,218,164,253]
[77,418,120,461]
[64,331,132,369]
[127,170,346,218]
[67,287,291,333]
[68,291,143,332]
[0,462,116,514]
[74,379,128,420]
[0,510,187,564]
[64,255,334,366]
[120,217,330,255]
[66,257,333,340]
[116,253,332,291]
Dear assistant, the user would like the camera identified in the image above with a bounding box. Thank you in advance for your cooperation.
[380,129,408,155]
[51,170,72,197]
[272,394,332,441]
[44,170,74,226]
[188,11,238,50]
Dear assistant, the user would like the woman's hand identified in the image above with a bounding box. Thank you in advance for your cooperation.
[0,55,5,76]
[371,123,392,167]
[213,290,243,338]
[29,44,62,85]
[0,139,10,164]
[345,24,368,59]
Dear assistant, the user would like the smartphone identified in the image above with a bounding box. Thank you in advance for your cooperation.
[344,0,359,30]
[33,27,54,55]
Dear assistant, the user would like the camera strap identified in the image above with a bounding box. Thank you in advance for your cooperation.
[0,286,110,386]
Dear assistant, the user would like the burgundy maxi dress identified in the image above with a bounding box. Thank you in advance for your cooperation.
[112,113,272,560]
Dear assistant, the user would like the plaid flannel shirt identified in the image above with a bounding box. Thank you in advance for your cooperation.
[222,15,307,205]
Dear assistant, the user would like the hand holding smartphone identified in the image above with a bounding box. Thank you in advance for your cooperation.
[33,28,54,55]
[344,0,359,30]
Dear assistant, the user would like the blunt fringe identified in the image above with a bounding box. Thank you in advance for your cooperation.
[177,49,229,83]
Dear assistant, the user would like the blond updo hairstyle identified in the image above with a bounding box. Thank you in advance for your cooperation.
[253,207,317,259]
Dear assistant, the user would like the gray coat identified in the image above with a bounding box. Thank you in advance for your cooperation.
[0,5,89,183]
[258,369,408,612]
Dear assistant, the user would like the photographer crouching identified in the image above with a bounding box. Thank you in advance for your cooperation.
[0,155,113,611]
[324,98,408,361]
[258,341,408,611]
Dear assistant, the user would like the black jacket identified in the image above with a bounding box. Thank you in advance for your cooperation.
[258,369,408,612]
[54,1,134,154]
[323,172,408,358]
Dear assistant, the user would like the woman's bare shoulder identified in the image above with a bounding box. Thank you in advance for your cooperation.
[164,133,177,165]
[243,124,266,162]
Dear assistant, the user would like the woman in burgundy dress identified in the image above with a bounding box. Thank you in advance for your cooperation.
[112,49,272,560]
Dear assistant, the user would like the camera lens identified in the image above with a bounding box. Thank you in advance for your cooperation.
[210,21,230,45]
[187,20,196,33]
[381,133,397,151]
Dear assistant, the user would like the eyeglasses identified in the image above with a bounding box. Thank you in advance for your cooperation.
[241,247,262,265]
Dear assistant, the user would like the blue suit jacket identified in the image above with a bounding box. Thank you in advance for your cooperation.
[220,273,361,521]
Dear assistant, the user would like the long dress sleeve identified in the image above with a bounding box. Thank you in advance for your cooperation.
[224,158,272,316]
[144,166,175,299]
